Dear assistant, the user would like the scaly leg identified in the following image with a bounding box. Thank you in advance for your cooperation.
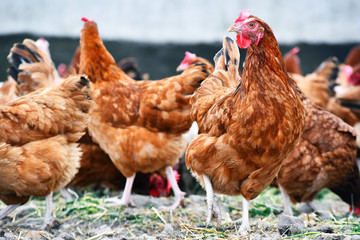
[105,174,136,207]
[279,185,293,216]
[0,204,21,220]
[60,188,75,203]
[159,166,186,210]
[203,174,221,228]
[238,197,250,235]
[43,192,57,230]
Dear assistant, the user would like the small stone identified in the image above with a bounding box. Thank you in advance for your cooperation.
[139,233,156,239]
[23,231,45,239]
[161,224,174,234]
[350,235,360,240]
[57,232,75,240]
[92,225,113,235]
[315,226,334,233]
[315,234,345,240]
[277,215,305,236]
[4,232,16,239]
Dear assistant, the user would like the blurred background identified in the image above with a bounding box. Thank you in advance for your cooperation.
[0,0,359,80]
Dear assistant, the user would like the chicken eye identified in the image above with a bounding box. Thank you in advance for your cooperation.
[248,22,256,29]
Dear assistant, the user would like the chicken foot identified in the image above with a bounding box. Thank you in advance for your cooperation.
[279,185,293,216]
[203,174,221,228]
[159,166,186,210]
[105,174,136,207]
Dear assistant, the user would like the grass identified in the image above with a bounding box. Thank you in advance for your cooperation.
[0,187,359,239]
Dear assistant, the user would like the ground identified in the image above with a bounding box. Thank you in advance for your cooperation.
[0,187,359,240]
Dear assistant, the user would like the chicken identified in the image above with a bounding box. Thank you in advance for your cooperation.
[149,170,181,197]
[0,74,93,229]
[80,17,211,210]
[186,10,305,233]
[283,47,302,76]
[176,51,214,73]
[266,40,360,218]
[276,88,359,216]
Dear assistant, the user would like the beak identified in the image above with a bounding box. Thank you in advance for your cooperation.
[228,25,237,32]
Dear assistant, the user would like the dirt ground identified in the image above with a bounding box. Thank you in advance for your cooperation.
[0,187,359,240]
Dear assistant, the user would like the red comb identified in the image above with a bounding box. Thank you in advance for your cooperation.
[290,47,300,55]
[235,9,251,23]
[184,51,196,61]
[81,17,93,22]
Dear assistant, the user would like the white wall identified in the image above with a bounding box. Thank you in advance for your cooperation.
[0,0,359,44]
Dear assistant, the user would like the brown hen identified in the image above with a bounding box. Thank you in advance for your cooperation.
[277,89,360,216]
[186,10,305,233]
[80,18,211,210]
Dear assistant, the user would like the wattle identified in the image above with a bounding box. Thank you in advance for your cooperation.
[236,33,252,49]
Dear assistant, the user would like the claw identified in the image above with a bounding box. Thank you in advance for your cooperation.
[105,196,136,207]
[159,191,186,211]
[238,222,250,235]
[43,216,59,231]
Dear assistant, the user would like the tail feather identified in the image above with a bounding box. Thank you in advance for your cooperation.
[7,39,61,96]
[213,48,225,71]
[315,57,339,81]
[313,57,339,96]
[8,40,44,81]
[223,36,240,83]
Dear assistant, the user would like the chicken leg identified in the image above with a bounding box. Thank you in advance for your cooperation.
[159,166,186,210]
[105,174,136,207]
[203,174,221,228]
[239,197,250,234]
[43,192,57,230]
[279,185,293,216]
[0,203,21,220]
